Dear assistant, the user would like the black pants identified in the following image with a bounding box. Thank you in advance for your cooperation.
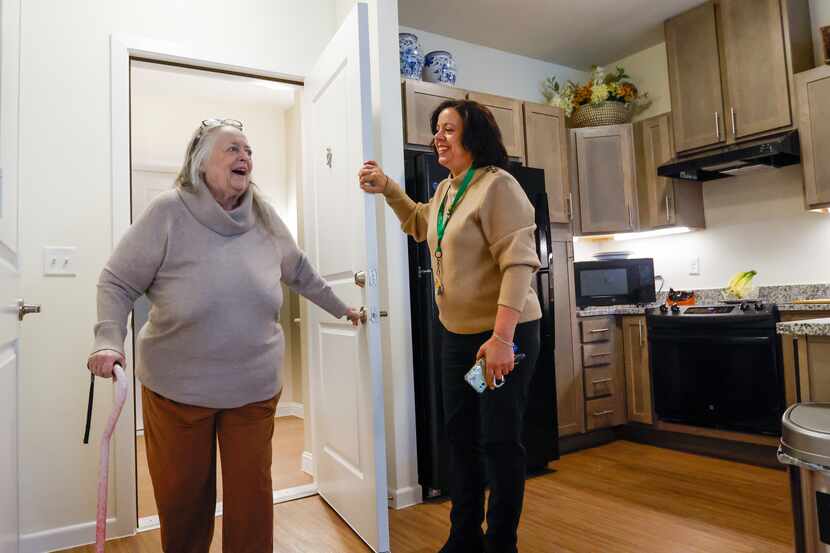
[440,319,540,553]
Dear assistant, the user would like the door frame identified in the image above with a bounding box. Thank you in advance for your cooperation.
[109,34,311,537]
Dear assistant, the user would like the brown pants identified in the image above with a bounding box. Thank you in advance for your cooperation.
[142,386,280,553]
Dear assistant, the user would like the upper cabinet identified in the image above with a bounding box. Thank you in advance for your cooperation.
[402,80,466,147]
[796,65,830,211]
[523,102,571,223]
[570,125,638,235]
[467,91,526,160]
[402,82,573,223]
[665,0,814,154]
[718,0,792,139]
[634,113,705,230]
[665,2,726,153]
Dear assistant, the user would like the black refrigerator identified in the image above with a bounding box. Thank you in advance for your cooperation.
[404,151,559,499]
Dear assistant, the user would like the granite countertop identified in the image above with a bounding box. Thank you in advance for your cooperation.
[777,318,830,337]
[575,284,830,319]
[777,303,830,311]
[577,304,659,317]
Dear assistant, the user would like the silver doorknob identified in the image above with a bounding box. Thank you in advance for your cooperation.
[358,307,389,324]
[17,299,41,321]
[354,271,366,288]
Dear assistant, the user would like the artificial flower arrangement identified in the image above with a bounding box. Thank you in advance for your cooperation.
[541,66,651,120]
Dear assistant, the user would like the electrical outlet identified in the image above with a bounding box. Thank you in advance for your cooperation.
[689,257,700,276]
[43,246,77,276]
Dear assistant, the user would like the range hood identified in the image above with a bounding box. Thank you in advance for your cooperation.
[657,130,800,182]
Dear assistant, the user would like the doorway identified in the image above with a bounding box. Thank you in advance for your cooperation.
[128,60,314,529]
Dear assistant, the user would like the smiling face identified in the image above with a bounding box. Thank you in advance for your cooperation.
[202,127,253,210]
[434,107,473,176]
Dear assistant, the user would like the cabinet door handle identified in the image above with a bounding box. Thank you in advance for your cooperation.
[638,319,644,347]
[590,328,609,333]
[730,107,737,137]
[665,194,671,223]
[627,204,633,229]
[590,352,612,358]
[566,192,574,220]
[592,377,613,384]
[714,111,721,141]
[592,410,614,417]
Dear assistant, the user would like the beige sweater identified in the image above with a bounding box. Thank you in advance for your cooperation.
[384,166,541,334]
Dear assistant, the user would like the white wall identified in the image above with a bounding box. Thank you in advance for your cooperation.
[399,25,588,102]
[17,0,336,547]
[609,43,671,122]
[579,165,830,289]
[579,5,830,291]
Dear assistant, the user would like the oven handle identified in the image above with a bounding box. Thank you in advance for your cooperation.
[648,335,771,345]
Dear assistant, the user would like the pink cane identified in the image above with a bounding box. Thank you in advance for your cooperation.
[83,363,129,552]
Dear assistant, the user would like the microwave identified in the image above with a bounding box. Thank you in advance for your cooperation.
[573,258,656,308]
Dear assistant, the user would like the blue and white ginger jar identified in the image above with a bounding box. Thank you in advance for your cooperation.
[423,50,456,85]
[399,33,424,80]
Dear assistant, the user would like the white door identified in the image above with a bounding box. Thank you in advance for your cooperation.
[0,0,23,551]
[302,4,390,552]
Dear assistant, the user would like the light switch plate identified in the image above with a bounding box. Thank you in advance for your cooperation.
[689,257,700,276]
[43,246,77,276]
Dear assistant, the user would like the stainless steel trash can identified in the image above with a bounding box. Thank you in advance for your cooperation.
[779,403,830,553]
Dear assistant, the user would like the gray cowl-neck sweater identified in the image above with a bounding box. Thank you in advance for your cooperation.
[92,182,348,408]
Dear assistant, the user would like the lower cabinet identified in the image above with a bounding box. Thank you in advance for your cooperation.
[578,316,626,431]
[622,315,654,424]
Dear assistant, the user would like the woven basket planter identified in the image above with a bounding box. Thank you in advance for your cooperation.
[570,101,632,128]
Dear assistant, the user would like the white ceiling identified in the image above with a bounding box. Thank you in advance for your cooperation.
[131,60,298,109]
[398,0,708,69]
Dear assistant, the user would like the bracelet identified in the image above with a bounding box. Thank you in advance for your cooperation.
[492,333,513,347]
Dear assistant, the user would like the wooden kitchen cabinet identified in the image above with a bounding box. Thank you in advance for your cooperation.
[665,2,726,153]
[467,91,525,159]
[665,0,814,154]
[570,125,638,235]
[402,80,466,147]
[523,102,571,223]
[796,65,830,210]
[622,316,653,425]
[718,0,793,140]
[579,316,626,431]
[553,241,584,437]
[634,113,705,230]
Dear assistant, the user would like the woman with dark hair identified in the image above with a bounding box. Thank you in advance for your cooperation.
[358,99,541,553]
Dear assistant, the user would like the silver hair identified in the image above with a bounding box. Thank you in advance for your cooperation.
[175,123,275,235]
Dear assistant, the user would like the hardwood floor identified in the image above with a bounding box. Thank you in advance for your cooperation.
[59,440,794,553]
[137,415,313,518]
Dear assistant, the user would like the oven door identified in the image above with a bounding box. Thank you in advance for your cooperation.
[649,328,784,435]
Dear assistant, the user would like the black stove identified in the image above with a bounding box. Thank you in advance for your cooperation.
[648,302,778,326]
[646,302,784,436]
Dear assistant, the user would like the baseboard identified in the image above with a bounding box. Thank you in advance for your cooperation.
[276,401,304,419]
[389,485,422,509]
[21,517,119,553]
[618,424,782,469]
[301,450,314,476]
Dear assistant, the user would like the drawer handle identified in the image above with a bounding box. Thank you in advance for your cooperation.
[590,328,609,333]
[590,352,611,357]
[592,378,613,384]
[592,410,614,417]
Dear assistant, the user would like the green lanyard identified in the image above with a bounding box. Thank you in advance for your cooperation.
[435,167,476,259]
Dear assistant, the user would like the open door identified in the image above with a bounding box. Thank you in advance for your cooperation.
[302,4,390,552]
[0,1,23,551]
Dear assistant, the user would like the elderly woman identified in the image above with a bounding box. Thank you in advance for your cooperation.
[87,118,360,553]
[359,100,541,553]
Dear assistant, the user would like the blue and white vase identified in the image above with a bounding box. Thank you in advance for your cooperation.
[399,33,424,80]
[423,50,457,85]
